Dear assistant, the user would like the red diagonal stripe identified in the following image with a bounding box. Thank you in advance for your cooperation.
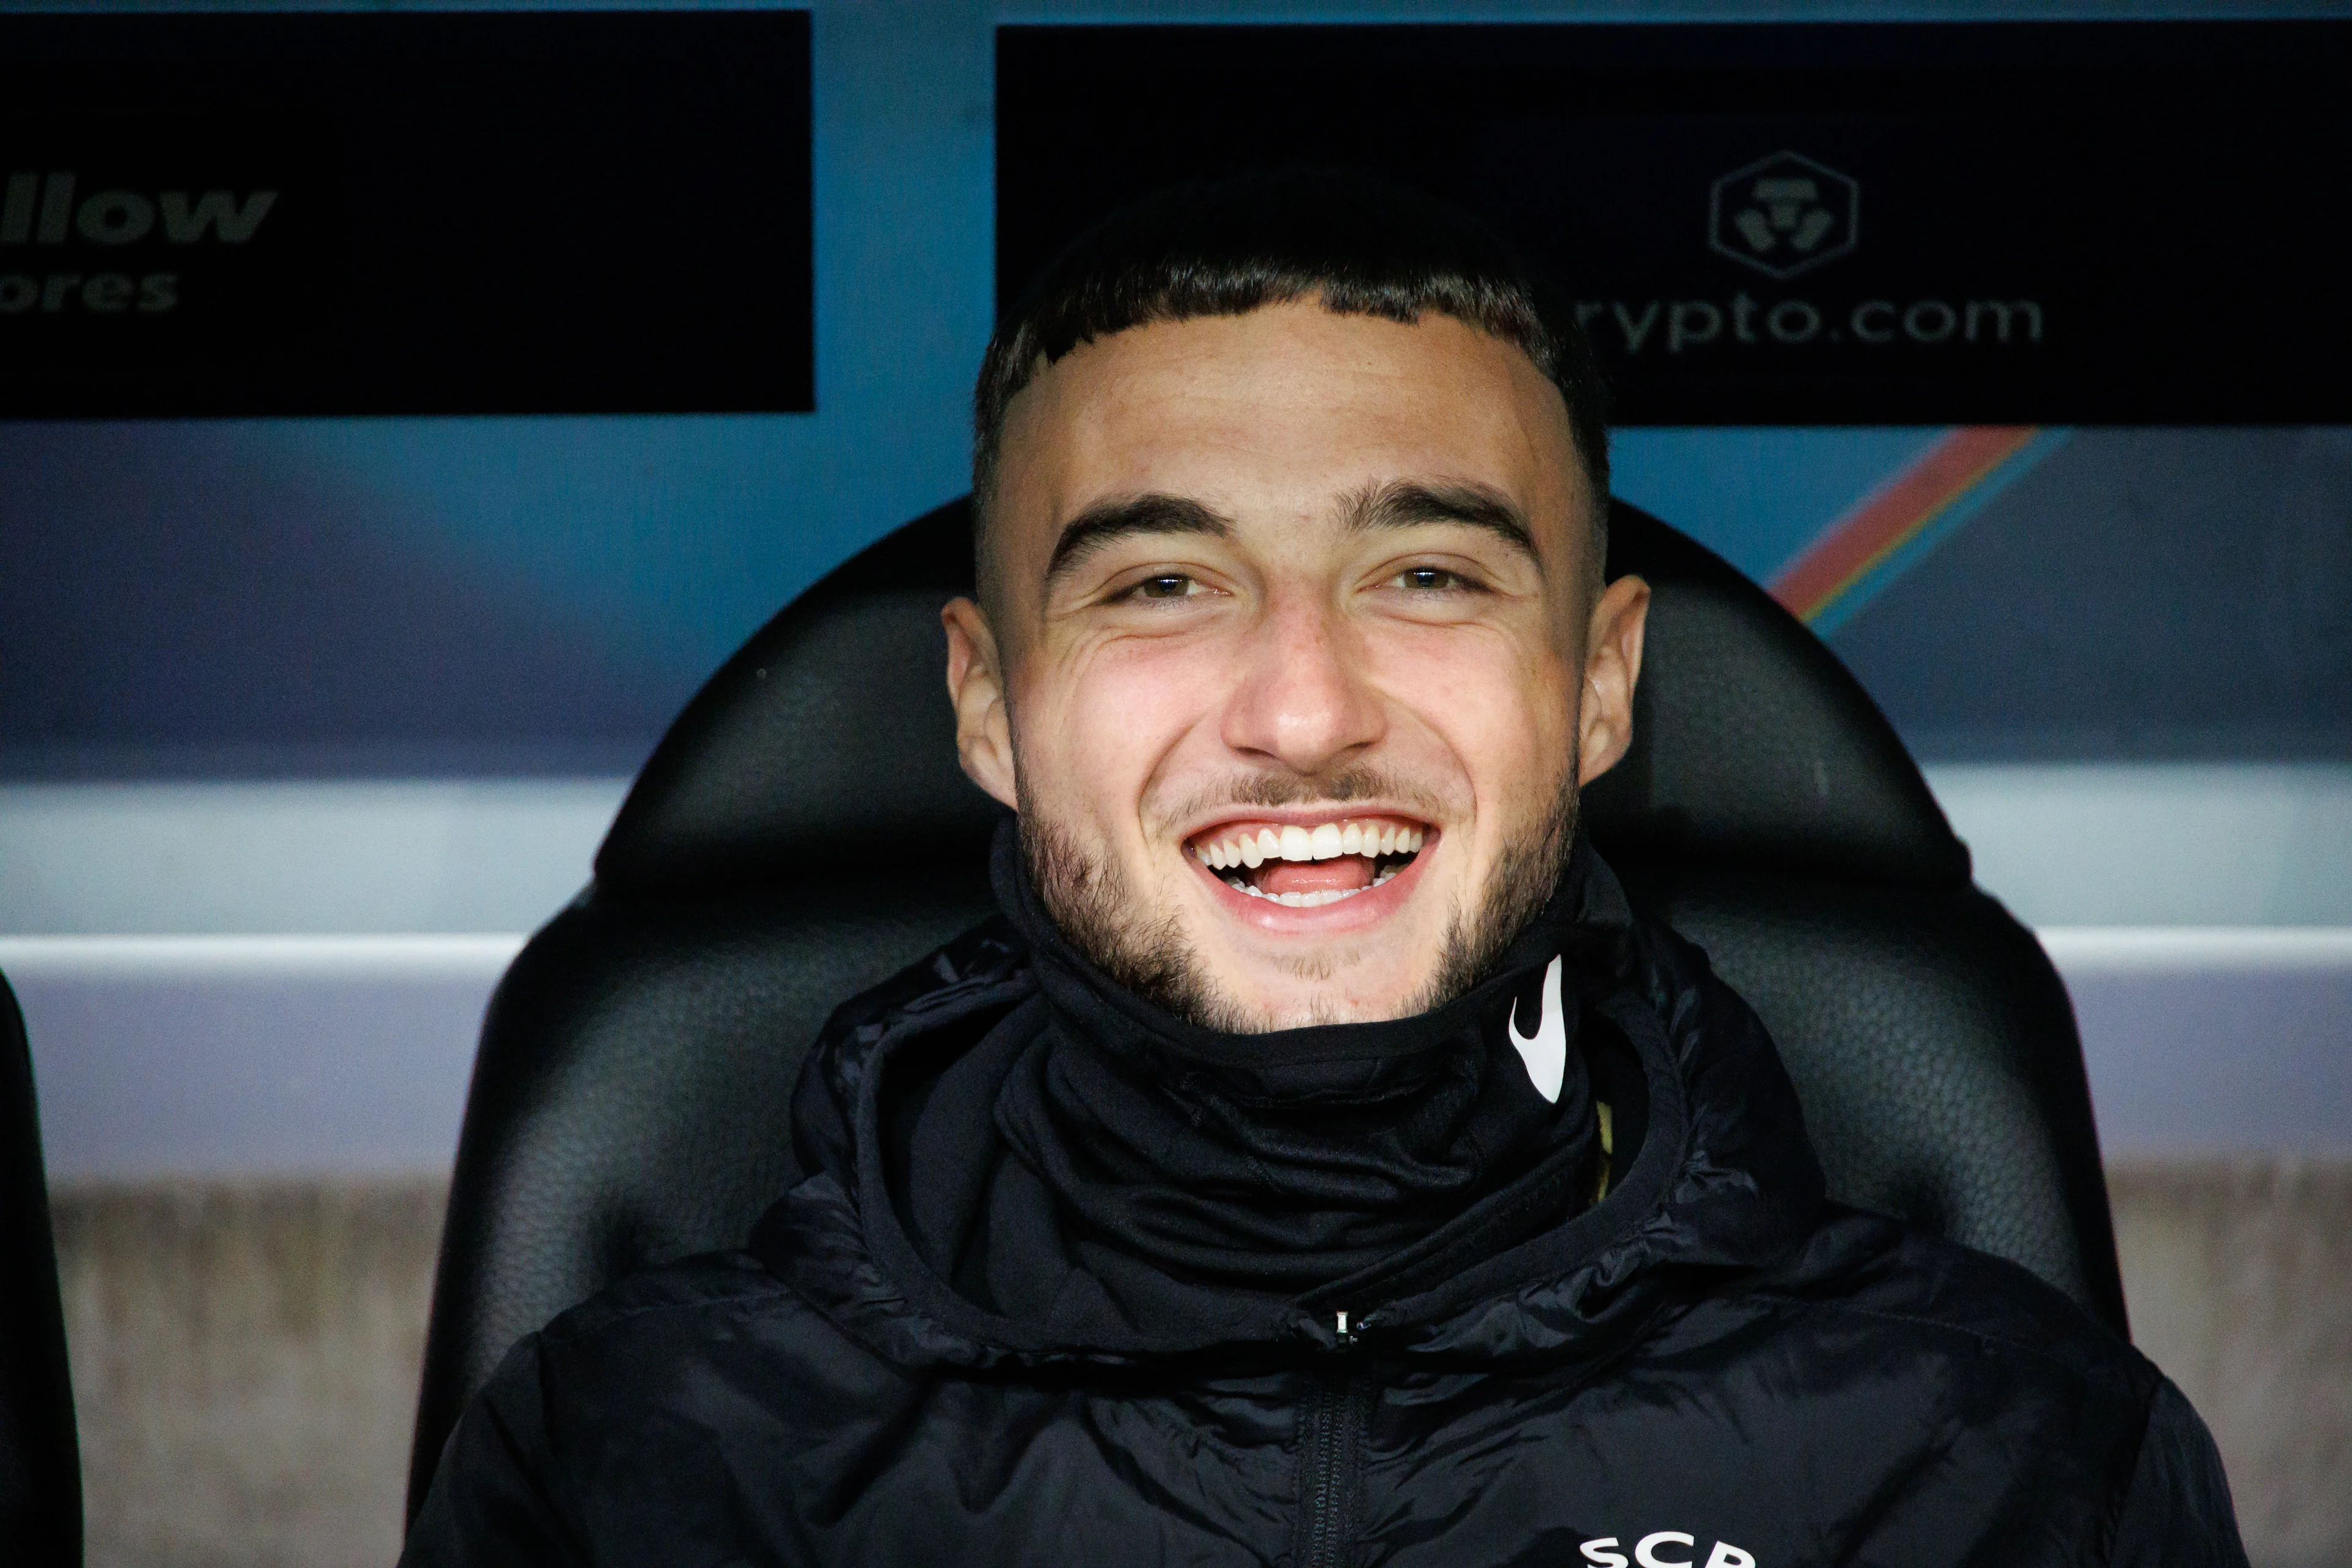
[1770,426,2039,620]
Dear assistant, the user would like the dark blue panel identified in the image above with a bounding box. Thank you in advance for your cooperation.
[0,424,694,777]
[1828,429,2352,761]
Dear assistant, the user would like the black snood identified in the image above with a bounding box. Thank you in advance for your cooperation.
[905,821,1613,1343]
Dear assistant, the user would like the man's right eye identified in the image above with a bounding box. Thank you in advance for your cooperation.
[1131,574,1196,600]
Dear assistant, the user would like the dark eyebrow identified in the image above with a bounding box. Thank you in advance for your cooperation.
[1343,480,1540,571]
[1044,493,1234,585]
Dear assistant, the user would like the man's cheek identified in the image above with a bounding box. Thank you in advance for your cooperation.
[1069,652,1216,761]
[1378,651,1556,790]
[1055,683,1189,828]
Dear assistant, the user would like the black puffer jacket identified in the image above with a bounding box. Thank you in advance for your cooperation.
[405,841,2244,1567]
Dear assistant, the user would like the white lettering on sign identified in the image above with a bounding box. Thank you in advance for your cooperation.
[77,190,155,245]
[160,189,277,245]
[0,175,278,247]
[1,170,269,325]
[1575,293,2045,355]
[0,172,34,245]
[0,271,178,316]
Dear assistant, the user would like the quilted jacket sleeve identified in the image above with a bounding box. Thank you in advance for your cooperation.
[2108,1378,2251,1568]
[400,1335,589,1568]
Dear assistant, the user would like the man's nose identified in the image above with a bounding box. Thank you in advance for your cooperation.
[1219,591,1385,777]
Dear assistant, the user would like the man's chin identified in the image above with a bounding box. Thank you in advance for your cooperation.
[1170,859,1468,1030]
[1185,952,1452,1031]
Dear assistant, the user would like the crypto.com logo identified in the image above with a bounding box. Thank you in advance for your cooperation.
[1708,151,1858,281]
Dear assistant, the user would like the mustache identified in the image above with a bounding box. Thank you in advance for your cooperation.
[1155,767,1453,827]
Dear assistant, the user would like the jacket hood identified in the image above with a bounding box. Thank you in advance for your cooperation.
[752,830,1824,1371]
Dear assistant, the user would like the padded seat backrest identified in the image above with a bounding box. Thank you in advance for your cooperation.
[2,971,83,1566]
[409,498,2125,1519]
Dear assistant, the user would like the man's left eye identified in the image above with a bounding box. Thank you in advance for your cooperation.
[1394,567,1468,592]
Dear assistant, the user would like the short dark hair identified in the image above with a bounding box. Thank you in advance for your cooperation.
[972,167,1611,577]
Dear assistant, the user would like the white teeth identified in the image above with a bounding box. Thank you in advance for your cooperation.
[1374,865,1396,885]
[1193,818,1430,877]
[1257,887,1373,910]
[1245,884,1265,898]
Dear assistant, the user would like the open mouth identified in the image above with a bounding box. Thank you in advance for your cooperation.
[1185,816,1430,908]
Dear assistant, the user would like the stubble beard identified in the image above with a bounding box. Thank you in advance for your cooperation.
[1019,760,1582,1035]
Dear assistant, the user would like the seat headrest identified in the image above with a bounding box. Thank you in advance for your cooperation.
[595,497,1967,895]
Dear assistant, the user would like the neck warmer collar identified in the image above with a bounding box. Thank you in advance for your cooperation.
[984,822,1607,1330]
[760,818,1825,1366]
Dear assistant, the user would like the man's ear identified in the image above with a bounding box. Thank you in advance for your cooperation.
[1576,575,1651,786]
[942,597,1019,810]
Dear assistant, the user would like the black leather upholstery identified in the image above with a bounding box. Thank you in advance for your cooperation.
[409,496,2126,1520]
[1,971,83,1566]
[595,507,997,894]
[1583,514,2116,1319]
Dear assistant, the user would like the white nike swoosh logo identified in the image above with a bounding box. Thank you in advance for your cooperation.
[1508,954,1567,1104]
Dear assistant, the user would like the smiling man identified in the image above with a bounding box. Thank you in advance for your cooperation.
[944,281,1645,1033]
[405,171,2245,1567]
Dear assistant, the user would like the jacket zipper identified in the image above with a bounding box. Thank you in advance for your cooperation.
[1294,1371,1371,1568]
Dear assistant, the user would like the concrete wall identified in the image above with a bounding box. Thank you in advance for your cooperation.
[50,1162,2351,1568]
[53,1180,442,1568]
[2110,1161,2352,1568]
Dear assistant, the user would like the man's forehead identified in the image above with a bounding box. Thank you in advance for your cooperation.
[1023,304,1562,443]
[995,304,1588,565]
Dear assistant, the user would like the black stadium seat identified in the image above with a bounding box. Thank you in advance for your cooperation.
[407,497,2128,1520]
[2,970,83,1566]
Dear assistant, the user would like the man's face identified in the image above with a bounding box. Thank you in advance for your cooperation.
[945,302,1648,1030]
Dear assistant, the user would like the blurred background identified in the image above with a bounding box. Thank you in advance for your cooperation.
[2,2,2346,1565]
